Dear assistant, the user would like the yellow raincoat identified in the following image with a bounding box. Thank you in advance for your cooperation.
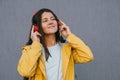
[17,33,94,80]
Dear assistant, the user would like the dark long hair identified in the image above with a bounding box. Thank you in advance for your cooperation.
[24,8,65,80]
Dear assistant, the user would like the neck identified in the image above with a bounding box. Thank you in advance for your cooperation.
[45,34,57,47]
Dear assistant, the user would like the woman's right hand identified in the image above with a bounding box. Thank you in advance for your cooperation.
[31,25,42,42]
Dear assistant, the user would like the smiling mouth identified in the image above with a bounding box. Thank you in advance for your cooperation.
[48,26,55,29]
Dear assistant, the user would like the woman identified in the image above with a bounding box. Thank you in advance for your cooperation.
[17,8,94,80]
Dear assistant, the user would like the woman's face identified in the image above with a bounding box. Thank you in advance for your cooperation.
[41,12,58,35]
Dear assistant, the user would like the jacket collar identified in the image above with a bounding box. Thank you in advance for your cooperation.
[38,43,71,80]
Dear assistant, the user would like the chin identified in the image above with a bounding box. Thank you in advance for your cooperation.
[48,29,58,33]
[49,32,56,34]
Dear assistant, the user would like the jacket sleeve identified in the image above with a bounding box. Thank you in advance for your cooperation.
[66,33,94,64]
[17,41,42,77]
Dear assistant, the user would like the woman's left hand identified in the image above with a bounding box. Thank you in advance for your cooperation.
[59,20,71,38]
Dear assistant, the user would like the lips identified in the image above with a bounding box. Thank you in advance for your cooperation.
[48,25,55,29]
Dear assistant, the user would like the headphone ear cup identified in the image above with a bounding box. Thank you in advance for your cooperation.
[34,25,39,32]
[58,20,62,26]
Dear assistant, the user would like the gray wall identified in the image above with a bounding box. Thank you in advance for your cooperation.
[0,0,120,80]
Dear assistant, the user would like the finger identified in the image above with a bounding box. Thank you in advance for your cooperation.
[59,19,66,26]
[31,25,34,34]
[35,32,42,37]
[59,26,66,32]
[60,28,64,32]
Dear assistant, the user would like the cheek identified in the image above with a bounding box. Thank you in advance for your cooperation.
[41,24,47,32]
[54,22,58,29]
[56,26,58,31]
[42,27,48,33]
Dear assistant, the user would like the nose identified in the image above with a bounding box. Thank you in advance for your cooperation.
[48,19,54,25]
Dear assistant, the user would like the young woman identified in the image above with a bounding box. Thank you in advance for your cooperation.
[17,8,94,80]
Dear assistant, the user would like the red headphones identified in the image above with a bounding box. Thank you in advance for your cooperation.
[33,20,62,32]
[34,25,39,32]
[58,20,62,26]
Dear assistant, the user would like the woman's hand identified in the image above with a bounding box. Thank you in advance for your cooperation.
[31,25,42,42]
[59,20,71,38]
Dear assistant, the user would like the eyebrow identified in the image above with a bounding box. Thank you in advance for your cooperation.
[42,16,55,20]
